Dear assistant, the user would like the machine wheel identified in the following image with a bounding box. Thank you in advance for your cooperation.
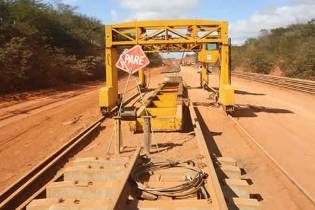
[100,107,109,116]
[223,105,235,114]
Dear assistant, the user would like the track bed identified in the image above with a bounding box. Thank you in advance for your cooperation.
[22,80,258,210]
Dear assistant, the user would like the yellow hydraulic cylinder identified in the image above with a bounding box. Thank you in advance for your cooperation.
[201,63,208,87]
[138,69,146,88]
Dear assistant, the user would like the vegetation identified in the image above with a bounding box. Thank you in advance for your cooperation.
[0,0,104,94]
[231,20,315,80]
[0,0,164,94]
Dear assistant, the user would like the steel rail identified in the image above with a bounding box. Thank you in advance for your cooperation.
[0,117,103,209]
[189,104,228,210]
[110,147,141,210]
[0,93,140,210]
[232,72,315,94]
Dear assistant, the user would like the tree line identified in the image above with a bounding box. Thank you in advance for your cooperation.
[231,20,315,80]
[0,0,163,95]
[0,0,107,94]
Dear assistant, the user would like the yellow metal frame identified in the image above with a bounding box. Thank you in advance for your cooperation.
[100,19,234,112]
[129,80,184,132]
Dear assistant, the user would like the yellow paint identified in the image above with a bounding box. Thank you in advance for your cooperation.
[156,94,177,101]
[138,69,146,87]
[219,85,235,106]
[147,107,177,116]
[129,117,182,132]
[201,62,208,86]
[218,22,234,106]
[129,81,184,132]
[152,100,176,107]
[100,19,234,114]
[99,31,119,109]
[198,50,219,63]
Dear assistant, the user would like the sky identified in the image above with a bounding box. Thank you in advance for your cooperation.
[54,0,315,45]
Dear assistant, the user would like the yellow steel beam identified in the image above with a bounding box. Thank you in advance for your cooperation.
[109,19,228,49]
[99,19,234,114]
[111,19,223,28]
[218,23,234,107]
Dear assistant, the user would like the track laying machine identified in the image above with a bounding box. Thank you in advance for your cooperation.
[99,19,235,115]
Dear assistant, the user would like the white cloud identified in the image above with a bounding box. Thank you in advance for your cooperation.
[61,0,78,5]
[110,9,118,21]
[230,1,315,45]
[119,0,199,20]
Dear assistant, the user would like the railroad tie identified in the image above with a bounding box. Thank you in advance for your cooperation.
[26,157,131,210]
[214,156,261,210]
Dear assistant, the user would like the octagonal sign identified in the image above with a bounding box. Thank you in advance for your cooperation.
[116,45,150,74]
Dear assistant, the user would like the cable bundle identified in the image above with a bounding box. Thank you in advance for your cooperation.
[131,160,208,199]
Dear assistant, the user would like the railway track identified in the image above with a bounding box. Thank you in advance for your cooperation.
[0,93,139,210]
[0,84,260,210]
[228,115,315,206]
[0,116,104,209]
[232,72,315,94]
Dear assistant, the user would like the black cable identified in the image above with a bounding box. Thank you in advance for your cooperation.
[131,159,208,199]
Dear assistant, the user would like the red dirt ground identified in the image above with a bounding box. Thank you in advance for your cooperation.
[182,66,315,209]
[1,66,314,210]
[0,67,164,192]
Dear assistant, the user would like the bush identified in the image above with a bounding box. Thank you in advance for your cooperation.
[0,0,104,94]
[0,37,32,93]
[231,21,315,80]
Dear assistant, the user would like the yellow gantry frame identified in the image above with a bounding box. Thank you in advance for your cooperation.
[100,19,234,112]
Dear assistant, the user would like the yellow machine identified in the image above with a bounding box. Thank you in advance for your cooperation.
[129,78,185,132]
[99,19,235,115]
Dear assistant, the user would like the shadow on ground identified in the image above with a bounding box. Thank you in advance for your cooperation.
[193,106,222,157]
[150,142,183,154]
[234,89,266,96]
[231,104,294,118]
[193,107,264,201]
[211,87,265,96]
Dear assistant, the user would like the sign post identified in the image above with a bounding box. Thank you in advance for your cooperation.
[115,45,150,116]
[114,45,155,154]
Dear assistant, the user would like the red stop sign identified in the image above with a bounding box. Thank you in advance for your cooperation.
[116,45,150,74]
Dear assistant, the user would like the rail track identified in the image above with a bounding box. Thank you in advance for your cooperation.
[0,93,139,210]
[0,84,260,210]
[0,116,104,209]
[228,115,315,206]
[232,72,315,94]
